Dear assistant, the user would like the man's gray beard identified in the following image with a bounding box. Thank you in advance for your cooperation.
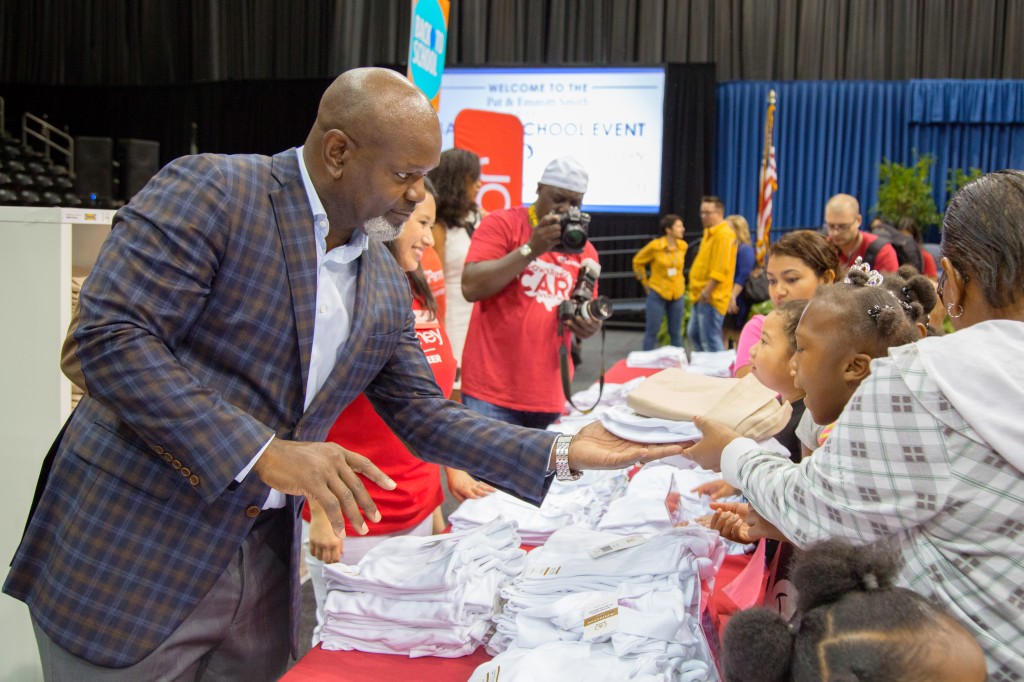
[363,216,402,242]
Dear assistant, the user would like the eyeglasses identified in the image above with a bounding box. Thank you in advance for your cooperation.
[823,221,856,232]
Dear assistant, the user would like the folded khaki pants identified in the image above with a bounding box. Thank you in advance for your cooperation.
[626,369,792,441]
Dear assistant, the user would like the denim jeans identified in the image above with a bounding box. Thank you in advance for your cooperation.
[643,289,685,350]
[687,301,725,352]
[461,393,561,429]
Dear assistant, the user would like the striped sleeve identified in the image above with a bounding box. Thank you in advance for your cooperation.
[722,359,953,548]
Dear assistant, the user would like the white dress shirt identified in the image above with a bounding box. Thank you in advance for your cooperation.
[236,146,368,508]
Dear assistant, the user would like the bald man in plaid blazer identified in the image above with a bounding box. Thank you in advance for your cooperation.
[5,70,670,679]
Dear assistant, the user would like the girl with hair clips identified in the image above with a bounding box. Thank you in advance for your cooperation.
[703,273,920,545]
[427,148,483,381]
[733,230,839,378]
[873,264,940,337]
[682,170,1024,677]
[721,539,987,682]
[789,261,940,460]
[633,213,688,350]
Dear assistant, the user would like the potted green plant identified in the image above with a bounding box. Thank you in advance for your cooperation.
[872,152,942,229]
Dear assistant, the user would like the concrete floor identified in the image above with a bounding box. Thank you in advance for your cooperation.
[294,327,645,660]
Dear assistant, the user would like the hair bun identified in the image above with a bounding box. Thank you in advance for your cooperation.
[722,608,794,682]
[792,539,902,612]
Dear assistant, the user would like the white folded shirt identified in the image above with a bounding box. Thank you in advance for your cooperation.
[471,641,711,682]
[320,618,493,658]
[686,350,736,377]
[600,405,704,443]
[626,347,689,369]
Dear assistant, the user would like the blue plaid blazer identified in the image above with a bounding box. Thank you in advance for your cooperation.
[4,150,555,667]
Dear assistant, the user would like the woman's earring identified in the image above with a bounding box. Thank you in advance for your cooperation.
[946,302,964,319]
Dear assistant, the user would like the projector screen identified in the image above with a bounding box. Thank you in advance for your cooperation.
[438,66,666,214]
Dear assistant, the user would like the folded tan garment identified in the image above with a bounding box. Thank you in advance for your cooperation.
[626,368,791,441]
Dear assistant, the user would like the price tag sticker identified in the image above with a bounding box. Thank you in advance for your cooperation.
[524,565,563,578]
[588,534,647,559]
[582,593,619,640]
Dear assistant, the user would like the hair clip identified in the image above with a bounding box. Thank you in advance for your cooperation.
[862,573,879,590]
[843,257,884,286]
[868,303,895,320]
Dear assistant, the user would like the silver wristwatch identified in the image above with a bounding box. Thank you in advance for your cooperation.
[553,434,582,481]
[518,243,533,259]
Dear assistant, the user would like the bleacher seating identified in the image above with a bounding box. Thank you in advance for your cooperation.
[0,109,117,208]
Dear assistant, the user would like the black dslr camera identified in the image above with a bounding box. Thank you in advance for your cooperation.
[551,207,592,254]
[558,259,613,324]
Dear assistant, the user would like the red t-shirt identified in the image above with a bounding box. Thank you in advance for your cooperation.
[421,245,447,321]
[920,248,937,278]
[302,298,456,534]
[836,230,900,273]
[460,206,600,413]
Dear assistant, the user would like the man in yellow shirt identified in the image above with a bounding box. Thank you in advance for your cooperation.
[687,196,738,351]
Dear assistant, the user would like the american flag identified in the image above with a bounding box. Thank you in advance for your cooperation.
[755,90,777,264]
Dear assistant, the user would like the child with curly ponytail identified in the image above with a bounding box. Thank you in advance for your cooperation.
[722,539,986,682]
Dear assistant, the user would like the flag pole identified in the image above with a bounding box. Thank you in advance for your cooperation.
[755,89,777,265]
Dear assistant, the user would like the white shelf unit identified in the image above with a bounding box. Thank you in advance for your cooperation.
[0,206,113,680]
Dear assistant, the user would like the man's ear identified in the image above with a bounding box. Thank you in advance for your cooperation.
[321,129,351,180]
[843,353,873,384]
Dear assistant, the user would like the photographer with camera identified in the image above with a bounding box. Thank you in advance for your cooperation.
[460,156,604,428]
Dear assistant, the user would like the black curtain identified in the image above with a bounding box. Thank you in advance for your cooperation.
[3,0,1022,86]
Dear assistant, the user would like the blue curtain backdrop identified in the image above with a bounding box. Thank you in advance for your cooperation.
[715,80,1024,238]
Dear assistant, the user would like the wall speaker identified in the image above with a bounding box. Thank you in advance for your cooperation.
[117,138,160,201]
[73,136,113,201]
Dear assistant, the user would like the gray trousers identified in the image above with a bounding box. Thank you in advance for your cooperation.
[33,509,292,682]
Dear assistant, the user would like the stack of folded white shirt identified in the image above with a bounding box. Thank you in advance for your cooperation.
[596,463,748,556]
[556,377,649,431]
[600,405,704,444]
[626,347,689,369]
[484,525,724,681]
[686,350,736,377]
[471,640,710,682]
[320,519,524,657]
[449,469,628,544]
[597,464,721,535]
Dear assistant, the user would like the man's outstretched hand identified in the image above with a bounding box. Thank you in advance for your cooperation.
[565,421,693,470]
[253,438,395,539]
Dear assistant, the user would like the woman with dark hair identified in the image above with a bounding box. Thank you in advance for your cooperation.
[428,148,483,375]
[685,170,1024,677]
[722,539,986,682]
[733,230,839,378]
[632,213,688,349]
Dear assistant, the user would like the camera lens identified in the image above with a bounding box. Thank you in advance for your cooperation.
[581,296,613,322]
[562,226,587,250]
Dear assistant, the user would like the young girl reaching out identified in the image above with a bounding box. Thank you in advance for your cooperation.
[693,300,809,502]
[701,265,922,543]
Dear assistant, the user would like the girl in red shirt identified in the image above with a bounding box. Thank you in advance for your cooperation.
[302,179,493,645]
